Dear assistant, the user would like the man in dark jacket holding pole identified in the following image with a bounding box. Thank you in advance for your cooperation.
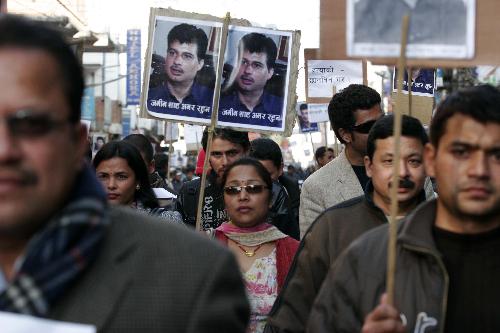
[308,85,500,333]
[266,114,432,333]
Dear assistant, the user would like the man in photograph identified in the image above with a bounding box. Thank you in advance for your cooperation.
[148,23,213,118]
[219,32,284,128]
[298,103,318,133]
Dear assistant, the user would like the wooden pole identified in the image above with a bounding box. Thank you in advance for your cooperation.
[408,66,413,116]
[195,13,231,232]
[386,14,410,306]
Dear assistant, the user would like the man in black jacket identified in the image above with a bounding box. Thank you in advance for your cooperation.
[266,114,432,333]
[175,128,249,230]
[250,137,300,240]
[309,85,500,333]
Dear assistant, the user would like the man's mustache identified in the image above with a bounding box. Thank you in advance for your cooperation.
[389,178,415,189]
[0,168,38,186]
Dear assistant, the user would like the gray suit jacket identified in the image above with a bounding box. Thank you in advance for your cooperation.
[48,206,249,333]
[299,149,362,238]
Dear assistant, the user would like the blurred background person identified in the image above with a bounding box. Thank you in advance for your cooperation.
[93,141,182,223]
[314,146,335,169]
[213,158,299,333]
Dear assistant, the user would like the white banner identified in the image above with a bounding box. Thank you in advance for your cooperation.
[307,60,363,98]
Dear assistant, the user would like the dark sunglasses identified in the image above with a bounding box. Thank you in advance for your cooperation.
[223,184,269,196]
[351,120,377,134]
[4,109,69,138]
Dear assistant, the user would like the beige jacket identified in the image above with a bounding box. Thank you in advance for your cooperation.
[299,149,362,238]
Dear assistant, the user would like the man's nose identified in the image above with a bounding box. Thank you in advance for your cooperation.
[399,160,410,178]
[467,151,489,179]
[0,120,21,163]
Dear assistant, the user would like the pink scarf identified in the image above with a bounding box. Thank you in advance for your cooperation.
[216,222,287,246]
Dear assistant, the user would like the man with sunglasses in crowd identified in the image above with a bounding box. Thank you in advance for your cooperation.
[0,15,249,331]
[265,114,435,333]
[298,84,384,237]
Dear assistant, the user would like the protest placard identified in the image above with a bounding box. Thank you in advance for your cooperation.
[296,102,319,133]
[307,60,363,98]
[319,0,500,67]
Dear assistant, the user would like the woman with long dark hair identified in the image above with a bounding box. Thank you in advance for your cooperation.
[93,141,181,222]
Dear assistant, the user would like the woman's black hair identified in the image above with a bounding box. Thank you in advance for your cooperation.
[93,141,159,209]
[221,157,273,203]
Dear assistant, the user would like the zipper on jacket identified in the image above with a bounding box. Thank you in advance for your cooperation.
[402,244,449,333]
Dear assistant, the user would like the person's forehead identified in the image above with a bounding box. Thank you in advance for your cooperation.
[0,48,68,116]
[211,137,244,152]
[169,40,198,53]
[353,105,382,123]
[373,136,424,156]
[226,165,262,182]
[439,114,500,147]
[241,50,268,63]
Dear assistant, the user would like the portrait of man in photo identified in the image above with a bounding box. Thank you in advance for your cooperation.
[218,31,288,130]
[147,20,216,121]
[297,103,319,133]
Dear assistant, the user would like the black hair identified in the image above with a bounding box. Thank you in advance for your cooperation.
[239,33,278,69]
[315,146,327,162]
[366,114,428,160]
[430,84,500,147]
[168,23,208,60]
[328,84,381,143]
[93,141,159,209]
[154,153,169,179]
[201,128,250,152]
[123,134,154,163]
[249,138,283,169]
[221,157,273,203]
[299,103,308,111]
[0,15,83,123]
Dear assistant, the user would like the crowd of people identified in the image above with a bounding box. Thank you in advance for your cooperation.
[0,15,499,333]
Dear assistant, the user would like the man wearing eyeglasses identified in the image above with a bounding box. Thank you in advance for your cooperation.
[0,15,249,332]
[298,84,384,238]
[265,114,434,333]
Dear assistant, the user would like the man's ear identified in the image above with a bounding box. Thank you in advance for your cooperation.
[197,58,204,71]
[423,142,437,178]
[266,67,274,80]
[338,128,352,144]
[364,155,373,178]
[148,160,156,174]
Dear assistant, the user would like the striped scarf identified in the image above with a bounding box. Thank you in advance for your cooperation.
[0,166,109,316]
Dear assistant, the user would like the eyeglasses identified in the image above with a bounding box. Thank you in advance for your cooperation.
[2,109,69,139]
[351,120,377,134]
[223,184,269,196]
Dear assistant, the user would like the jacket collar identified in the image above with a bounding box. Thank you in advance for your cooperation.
[398,199,440,252]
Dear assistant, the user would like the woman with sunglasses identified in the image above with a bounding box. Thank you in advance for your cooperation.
[214,157,299,333]
[93,141,182,223]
